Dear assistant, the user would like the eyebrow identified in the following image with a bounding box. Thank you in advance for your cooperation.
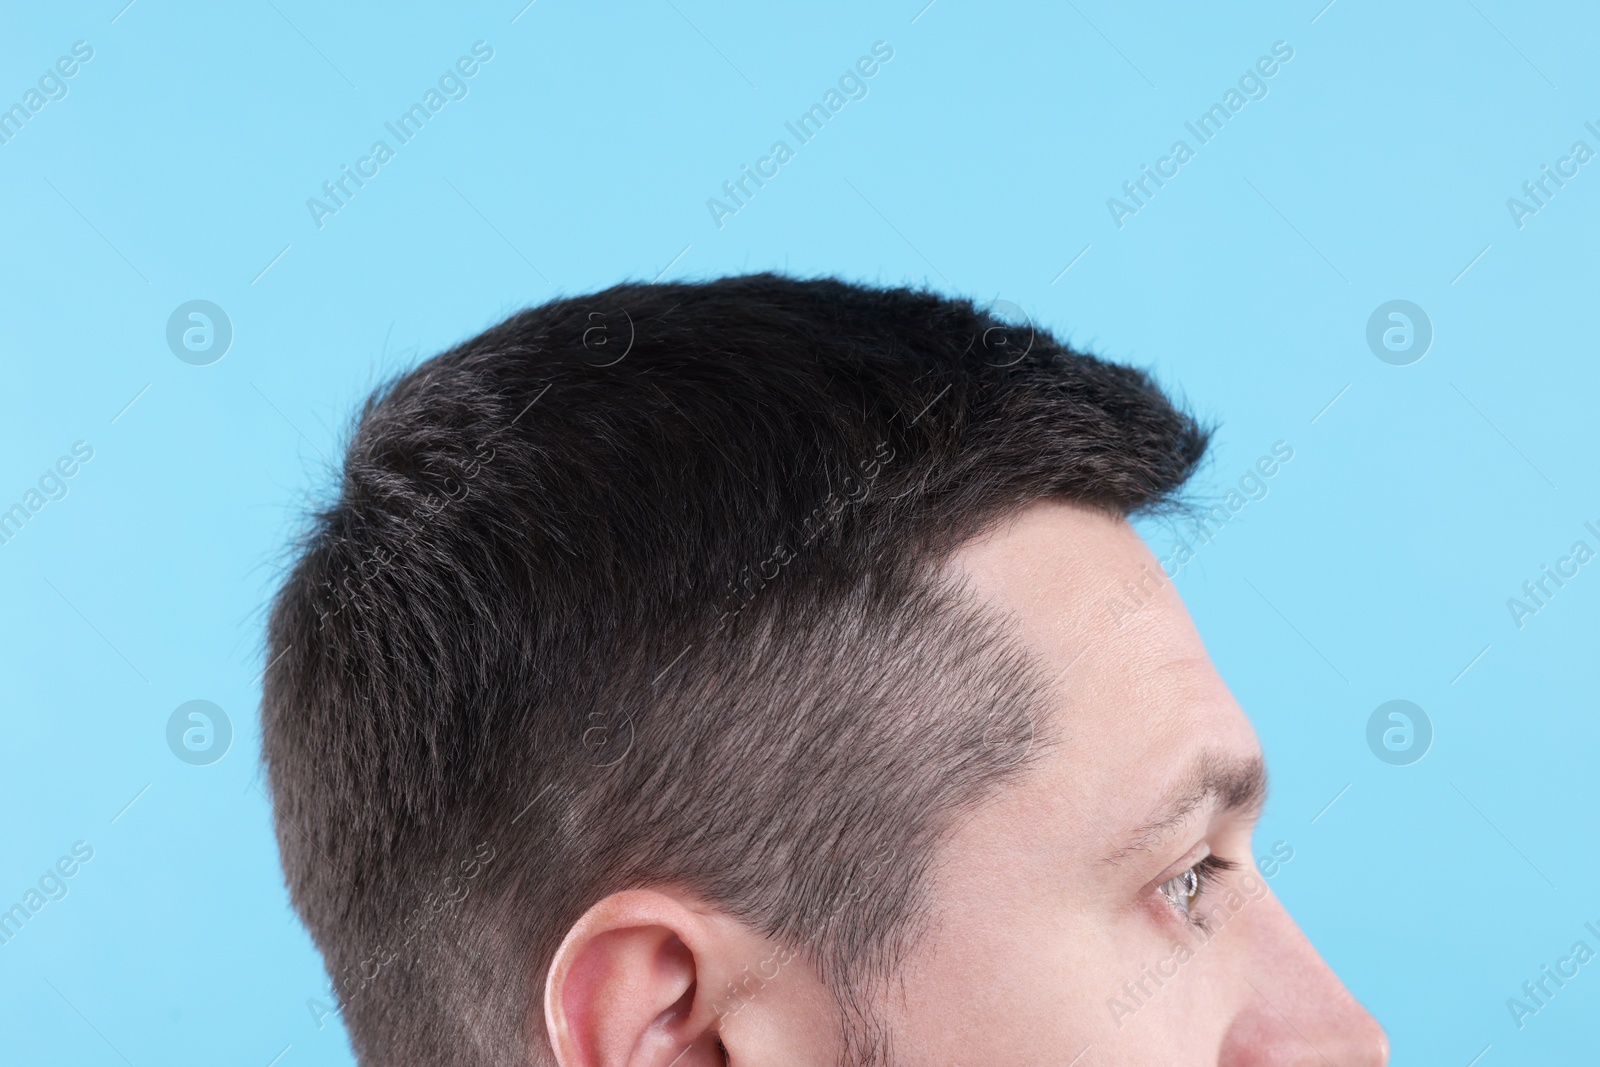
[1102,750,1268,864]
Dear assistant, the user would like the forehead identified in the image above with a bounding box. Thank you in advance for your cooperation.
[940,499,1259,843]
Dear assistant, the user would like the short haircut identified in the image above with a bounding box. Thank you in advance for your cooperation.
[261,273,1211,1066]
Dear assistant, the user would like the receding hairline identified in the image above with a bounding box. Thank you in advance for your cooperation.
[258,272,1216,1067]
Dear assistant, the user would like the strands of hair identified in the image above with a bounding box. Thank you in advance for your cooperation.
[261,272,1212,1067]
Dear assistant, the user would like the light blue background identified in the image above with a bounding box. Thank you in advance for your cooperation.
[2,1,1596,1063]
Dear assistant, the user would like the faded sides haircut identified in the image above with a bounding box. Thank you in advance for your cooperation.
[261,273,1211,1066]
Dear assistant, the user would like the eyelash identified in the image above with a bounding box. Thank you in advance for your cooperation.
[1156,854,1240,931]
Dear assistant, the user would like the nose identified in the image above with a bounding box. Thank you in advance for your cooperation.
[1216,888,1389,1066]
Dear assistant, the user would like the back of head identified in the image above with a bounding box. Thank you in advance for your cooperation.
[261,272,1210,1065]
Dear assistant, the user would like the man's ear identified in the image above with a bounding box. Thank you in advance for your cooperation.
[542,888,744,1067]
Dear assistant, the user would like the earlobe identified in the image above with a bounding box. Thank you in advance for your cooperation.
[542,890,730,1067]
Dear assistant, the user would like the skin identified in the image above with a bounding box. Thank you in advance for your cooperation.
[544,499,1389,1066]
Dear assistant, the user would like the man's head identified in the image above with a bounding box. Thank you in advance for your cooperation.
[261,273,1386,1065]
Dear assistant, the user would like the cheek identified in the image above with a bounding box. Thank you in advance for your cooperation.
[892,875,1133,1057]
[1101,916,1249,1054]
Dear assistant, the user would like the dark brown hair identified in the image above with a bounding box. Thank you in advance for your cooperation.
[261,272,1211,1066]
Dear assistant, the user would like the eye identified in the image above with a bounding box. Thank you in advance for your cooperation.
[1158,865,1202,916]
[1156,854,1239,927]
